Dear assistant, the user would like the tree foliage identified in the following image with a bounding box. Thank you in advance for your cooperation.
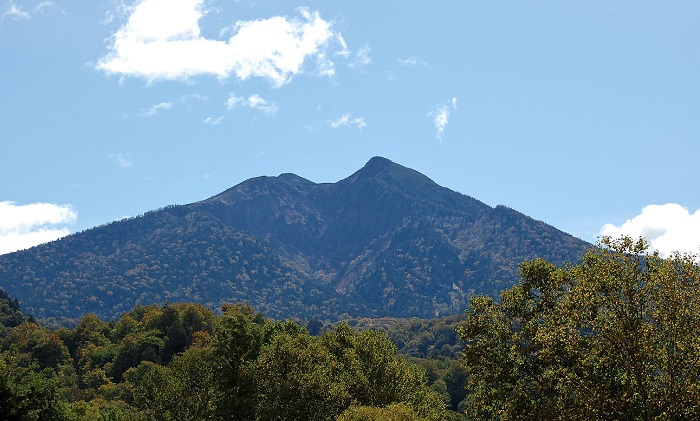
[0,298,450,420]
[0,288,32,335]
[459,237,700,420]
[0,353,68,420]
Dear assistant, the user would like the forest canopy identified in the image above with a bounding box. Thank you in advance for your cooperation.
[0,301,456,420]
[2,236,700,420]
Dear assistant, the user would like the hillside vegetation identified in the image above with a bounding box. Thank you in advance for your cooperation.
[2,238,699,419]
[0,157,588,324]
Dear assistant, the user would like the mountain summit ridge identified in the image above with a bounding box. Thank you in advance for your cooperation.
[0,157,589,323]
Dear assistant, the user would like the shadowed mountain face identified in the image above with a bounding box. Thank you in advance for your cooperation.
[0,157,589,323]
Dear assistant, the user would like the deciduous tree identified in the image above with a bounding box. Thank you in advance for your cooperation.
[459,237,700,420]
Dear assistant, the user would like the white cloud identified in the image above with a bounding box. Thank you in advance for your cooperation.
[136,95,204,117]
[335,35,350,59]
[97,1,345,86]
[2,3,30,20]
[34,1,63,16]
[204,116,224,125]
[0,201,77,255]
[138,101,173,116]
[225,94,244,110]
[110,153,134,168]
[349,44,371,69]
[315,52,336,77]
[225,93,278,115]
[398,56,427,66]
[1,1,63,21]
[428,97,458,143]
[179,93,207,103]
[247,94,278,115]
[101,2,131,26]
[601,203,700,258]
[429,106,449,142]
[330,114,366,129]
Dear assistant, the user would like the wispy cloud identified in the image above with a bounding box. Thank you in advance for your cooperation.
[330,114,366,129]
[110,153,134,168]
[204,116,224,125]
[1,1,63,21]
[601,203,700,258]
[35,1,63,16]
[138,101,173,117]
[135,94,205,117]
[226,93,278,115]
[349,44,371,69]
[226,95,244,109]
[398,56,427,66]
[247,95,278,115]
[0,201,77,255]
[2,3,30,20]
[179,93,207,103]
[97,2,347,86]
[428,97,458,143]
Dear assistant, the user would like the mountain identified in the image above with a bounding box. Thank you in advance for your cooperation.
[0,157,589,324]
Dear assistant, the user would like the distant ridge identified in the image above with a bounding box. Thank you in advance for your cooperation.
[0,157,589,324]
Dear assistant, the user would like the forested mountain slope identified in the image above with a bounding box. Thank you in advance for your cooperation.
[0,157,589,323]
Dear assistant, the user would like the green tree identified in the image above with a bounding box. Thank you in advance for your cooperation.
[127,346,218,421]
[247,331,351,421]
[0,353,68,420]
[125,361,176,419]
[337,403,427,420]
[0,289,30,335]
[459,237,700,420]
[2,322,69,369]
[210,303,267,420]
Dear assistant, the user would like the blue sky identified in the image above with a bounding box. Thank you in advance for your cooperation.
[2,1,700,257]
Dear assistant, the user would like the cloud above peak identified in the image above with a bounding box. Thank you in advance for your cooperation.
[428,97,457,143]
[601,203,700,258]
[97,1,345,86]
[0,201,77,255]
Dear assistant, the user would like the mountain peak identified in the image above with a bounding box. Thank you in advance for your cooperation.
[363,156,395,170]
[0,157,591,323]
[349,156,430,183]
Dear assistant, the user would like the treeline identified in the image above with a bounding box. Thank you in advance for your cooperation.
[0,298,466,420]
[347,314,464,359]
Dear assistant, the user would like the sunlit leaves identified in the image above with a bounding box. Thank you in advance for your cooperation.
[459,236,700,420]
